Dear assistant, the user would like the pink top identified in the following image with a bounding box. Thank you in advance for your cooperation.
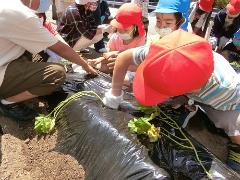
[44,21,58,36]
[107,33,146,51]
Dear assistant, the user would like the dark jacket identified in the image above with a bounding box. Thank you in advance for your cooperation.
[211,9,240,39]
[57,3,98,47]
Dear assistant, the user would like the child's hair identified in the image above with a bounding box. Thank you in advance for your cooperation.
[174,12,185,29]
[132,25,139,38]
[36,13,47,26]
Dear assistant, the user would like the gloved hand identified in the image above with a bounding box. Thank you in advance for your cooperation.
[103,89,123,109]
[209,37,218,50]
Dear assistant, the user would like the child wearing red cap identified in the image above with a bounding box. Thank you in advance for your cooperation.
[210,0,240,50]
[107,3,146,52]
[189,0,215,36]
[87,3,146,73]
[103,30,240,172]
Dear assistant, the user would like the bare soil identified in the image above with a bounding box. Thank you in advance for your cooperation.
[0,115,85,180]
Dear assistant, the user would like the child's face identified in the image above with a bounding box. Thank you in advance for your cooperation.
[155,13,178,31]
[117,26,135,39]
[117,26,134,34]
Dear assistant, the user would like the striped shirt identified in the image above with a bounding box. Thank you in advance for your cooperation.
[133,46,240,111]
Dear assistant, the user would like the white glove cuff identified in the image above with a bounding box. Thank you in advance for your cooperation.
[103,89,123,109]
[105,89,123,101]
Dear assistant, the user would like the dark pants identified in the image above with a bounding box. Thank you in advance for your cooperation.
[93,3,105,51]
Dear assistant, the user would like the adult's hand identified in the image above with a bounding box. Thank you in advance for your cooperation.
[88,57,114,73]
[49,41,97,75]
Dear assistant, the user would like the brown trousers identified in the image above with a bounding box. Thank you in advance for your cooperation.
[0,51,66,99]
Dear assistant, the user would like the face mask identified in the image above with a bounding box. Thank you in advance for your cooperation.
[36,0,52,13]
[233,39,240,46]
[155,26,172,37]
[117,32,132,40]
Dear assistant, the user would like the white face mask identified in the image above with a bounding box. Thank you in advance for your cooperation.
[155,26,172,37]
[117,32,132,40]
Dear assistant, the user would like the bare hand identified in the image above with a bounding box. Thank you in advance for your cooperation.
[83,64,97,75]
[103,51,119,59]
[87,57,115,73]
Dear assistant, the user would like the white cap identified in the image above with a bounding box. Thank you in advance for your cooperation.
[75,0,98,5]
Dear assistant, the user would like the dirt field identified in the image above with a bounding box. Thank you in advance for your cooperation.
[0,115,85,180]
[0,99,230,180]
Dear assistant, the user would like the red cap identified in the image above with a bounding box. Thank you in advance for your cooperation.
[110,3,145,36]
[226,0,240,15]
[199,0,215,12]
[133,30,214,106]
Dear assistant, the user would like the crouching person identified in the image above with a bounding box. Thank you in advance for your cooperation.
[57,0,111,51]
[103,30,240,172]
[0,0,96,121]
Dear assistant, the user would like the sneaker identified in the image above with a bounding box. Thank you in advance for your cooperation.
[97,48,107,53]
[0,102,37,121]
[227,142,240,173]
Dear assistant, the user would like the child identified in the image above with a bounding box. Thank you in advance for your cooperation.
[189,0,215,37]
[88,3,146,73]
[103,30,240,172]
[90,0,188,73]
[149,0,189,40]
[107,3,146,52]
[210,0,240,50]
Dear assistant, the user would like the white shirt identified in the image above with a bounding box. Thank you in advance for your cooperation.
[0,0,58,86]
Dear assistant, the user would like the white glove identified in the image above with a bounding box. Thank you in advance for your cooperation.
[208,37,218,49]
[103,89,123,109]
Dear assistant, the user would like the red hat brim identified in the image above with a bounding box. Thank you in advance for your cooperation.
[133,62,169,106]
[110,19,131,30]
[226,4,240,15]
[110,19,146,37]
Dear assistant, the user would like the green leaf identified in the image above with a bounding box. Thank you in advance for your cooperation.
[34,114,55,133]
[128,117,152,134]
[137,104,160,115]
[230,61,240,68]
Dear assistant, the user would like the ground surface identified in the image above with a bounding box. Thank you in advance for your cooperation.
[0,6,231,180]
[0,115,85,180]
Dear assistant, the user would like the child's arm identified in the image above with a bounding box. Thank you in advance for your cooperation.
[103,45,149,109]
[103,49,135,109]
[111,49,135,95]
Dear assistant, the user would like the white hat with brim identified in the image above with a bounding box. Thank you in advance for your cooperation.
[75,0,98,5]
